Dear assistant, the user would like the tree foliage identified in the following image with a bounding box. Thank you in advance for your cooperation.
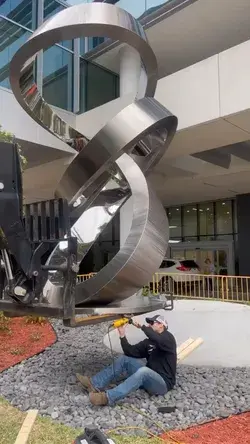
[0,124,27,171]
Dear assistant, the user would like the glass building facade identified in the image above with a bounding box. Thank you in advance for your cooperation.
[0,0,171,110]
[167,199,237,243]
[114,0,169,19]
[0,0,119,112]
[166,199,238,275]
[78,0,170,54]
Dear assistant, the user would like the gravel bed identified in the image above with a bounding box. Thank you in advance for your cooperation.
[0,320,249,436]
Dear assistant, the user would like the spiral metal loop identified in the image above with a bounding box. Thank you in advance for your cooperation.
[9,3,177,307]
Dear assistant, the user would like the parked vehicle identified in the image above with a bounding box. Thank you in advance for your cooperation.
[158,259,201,282]
[148,258,201,294]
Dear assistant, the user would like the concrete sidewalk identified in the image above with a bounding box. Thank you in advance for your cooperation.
[103,300,250,367]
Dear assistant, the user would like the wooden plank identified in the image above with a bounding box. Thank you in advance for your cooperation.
[177,337,204,363]
[14,409,38,444]
[72,313,118,327]
[177,337,195,356]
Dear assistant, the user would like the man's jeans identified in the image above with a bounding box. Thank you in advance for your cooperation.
[91,355,168,405]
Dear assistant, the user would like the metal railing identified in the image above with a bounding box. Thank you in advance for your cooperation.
[77,272,250,304]
[77,273,96,283]
[143,273,250,304]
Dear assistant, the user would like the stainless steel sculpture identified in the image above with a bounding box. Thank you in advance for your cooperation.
[9,3,177,312]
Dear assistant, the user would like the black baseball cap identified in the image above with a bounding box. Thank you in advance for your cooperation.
[145,314,168,328]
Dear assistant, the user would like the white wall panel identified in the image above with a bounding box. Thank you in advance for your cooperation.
[155,55,220,130]
[219,40,250,117]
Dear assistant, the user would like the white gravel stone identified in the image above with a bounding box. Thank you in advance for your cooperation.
[0,319,249,435]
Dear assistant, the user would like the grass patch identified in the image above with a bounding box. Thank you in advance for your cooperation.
[10,347,26,356]
[0,397,25,444]
[25,316,46,325]
[30,332,42,342]
[28,415,81,444]
[0,397,162,444]
[0,311,11,332]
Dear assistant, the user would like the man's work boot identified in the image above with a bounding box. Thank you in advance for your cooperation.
[89,391,108,406]
[76,373,97,393]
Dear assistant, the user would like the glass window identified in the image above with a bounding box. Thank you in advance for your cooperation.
[233,199,237,233]
[171,249,184,260]
[88,36,106,52]
[216,201,233,235]
[0,17,32,89]
[43,45,73,111]
[0,0,34,29]
[116,0,146,18]
[200,236,215,241]
[168,207,181,238]
[216,234,233,241]
[79,1,171,53]
[199,202,215,236]
[80,59,119,112]
[80,38,86,56]
[183,205,198,237]
[43,0,73,50]
[44,0,65,21]
[183,237,198,242]
[80,37,108,56]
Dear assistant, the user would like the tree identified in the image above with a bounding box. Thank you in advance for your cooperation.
[0,124,27,170]
[0,125,27,234]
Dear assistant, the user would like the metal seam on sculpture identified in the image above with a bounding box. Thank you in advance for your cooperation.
[9,2,178,307]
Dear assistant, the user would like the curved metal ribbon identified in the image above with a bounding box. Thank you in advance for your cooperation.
[9,3,178,307]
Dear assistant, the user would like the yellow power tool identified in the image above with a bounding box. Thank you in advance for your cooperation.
[112,317,133,329]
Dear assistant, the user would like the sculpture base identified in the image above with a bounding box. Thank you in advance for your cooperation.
[1,293,173,327]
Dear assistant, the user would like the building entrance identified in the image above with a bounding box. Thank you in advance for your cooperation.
[169,240,235,275]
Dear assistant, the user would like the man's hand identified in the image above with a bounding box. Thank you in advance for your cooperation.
[118,326,126,338]
[132,320,142,329]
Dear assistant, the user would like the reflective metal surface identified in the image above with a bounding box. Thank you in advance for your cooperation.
[9,3,178,308]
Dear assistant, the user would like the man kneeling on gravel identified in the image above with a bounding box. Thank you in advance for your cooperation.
[76,315,177,406]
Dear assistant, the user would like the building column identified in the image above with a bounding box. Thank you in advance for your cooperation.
[119,45,141,97]
[236,194,250,276]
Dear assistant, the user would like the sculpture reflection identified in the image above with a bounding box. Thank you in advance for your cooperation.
[10,2,178,308]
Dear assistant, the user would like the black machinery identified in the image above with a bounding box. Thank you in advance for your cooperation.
[0,141,78,322]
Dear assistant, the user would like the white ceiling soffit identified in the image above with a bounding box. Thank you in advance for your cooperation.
[153,140,250,179]
[23,156,75,204]
[191,150,232,169]
[222,141,250,162]
[150,168,250,206]
[89,0,250,79]
[190,141,250,170]
[17,140,75,169]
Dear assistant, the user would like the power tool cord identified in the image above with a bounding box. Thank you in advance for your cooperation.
[107,325,117,384]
